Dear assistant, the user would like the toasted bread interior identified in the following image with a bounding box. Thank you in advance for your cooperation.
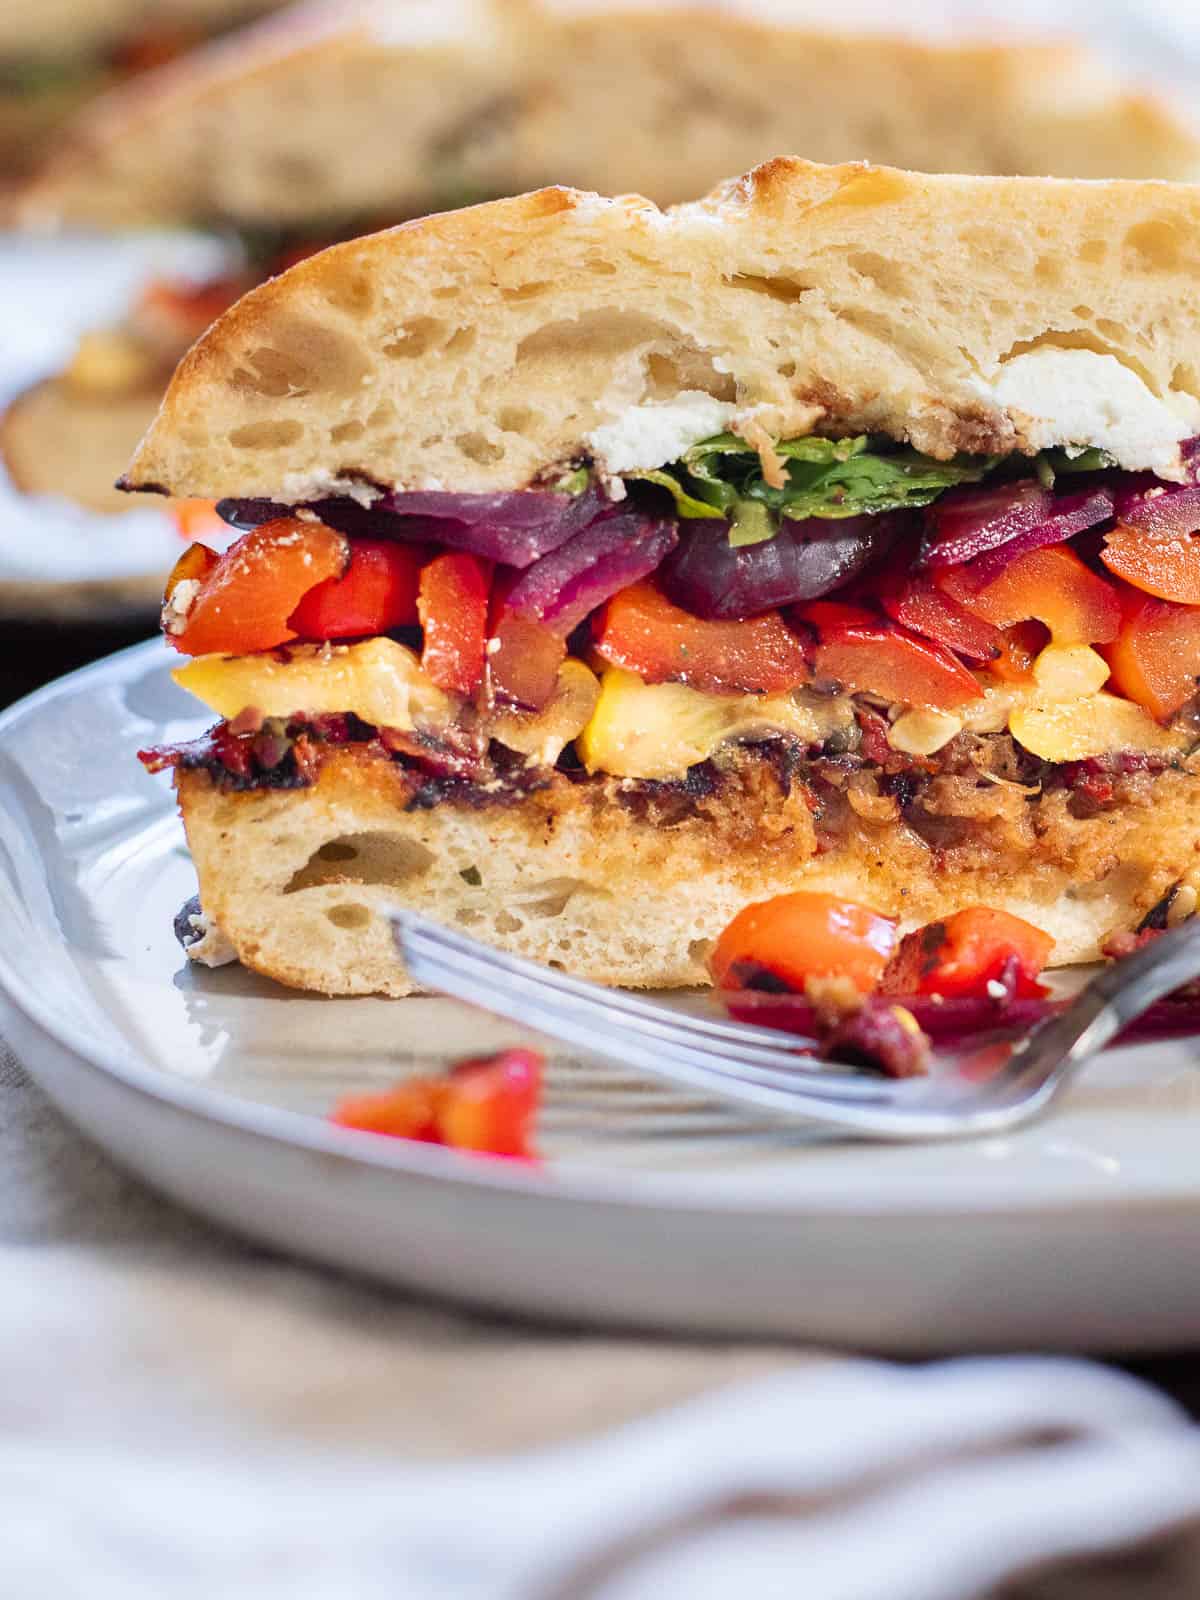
[177,747,1200,996]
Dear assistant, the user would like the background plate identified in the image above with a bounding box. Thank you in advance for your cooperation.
[0,234,231,623]
[3,642,1200,1350]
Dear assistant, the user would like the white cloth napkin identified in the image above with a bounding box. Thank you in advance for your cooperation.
[7,1043,1200,1598]
[6,1257,1200,1600]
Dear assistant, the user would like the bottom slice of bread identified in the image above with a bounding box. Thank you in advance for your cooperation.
[176,744,1200,997]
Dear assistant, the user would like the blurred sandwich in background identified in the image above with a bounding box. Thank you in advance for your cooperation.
[8,0,1200,522]
[0,0,286,186]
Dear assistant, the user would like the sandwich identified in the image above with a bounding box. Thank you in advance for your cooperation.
[10,0,1200,521]
[130,159,1200,996]
[24,1,1200,227]
[0,0,284,184]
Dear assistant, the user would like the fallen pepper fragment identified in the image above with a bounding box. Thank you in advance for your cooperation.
[330,1047,544,1160]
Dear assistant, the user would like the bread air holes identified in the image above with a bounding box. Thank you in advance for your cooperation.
[232,345,313,398]
[644,350,735,404]
[1125,219,1182,272]
[516,310,685,368]
[326,903,370,930]
[322,270,375,317]
[455,431,505,465]
[382,317,446,359]
[284,833,435,893]
[382,318,474,360]
[228,419,303,450]
[846,252,910,299]
[725,272,813,305]
[232,317,370,398]
[497,405,539,436]
[1079,239,1107,266]
[501,280,552,303]
[520,877,591,918]
[1035,255,1063,287]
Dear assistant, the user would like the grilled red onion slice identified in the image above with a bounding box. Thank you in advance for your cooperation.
[921,479,1114,577]
[216,497,287,529]
[218,485,607,568]
[1110,480,1200,538]
[920,480,1050,568]
[658,513,900,621]
[502,512,677,635]
[723,988,1057,1041]
[966,487,1114,583]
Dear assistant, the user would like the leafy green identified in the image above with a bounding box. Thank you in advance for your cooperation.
[633,433,998,539]
[633,468,723,520]
[1034,446,1115,488]
[549,466,591,497]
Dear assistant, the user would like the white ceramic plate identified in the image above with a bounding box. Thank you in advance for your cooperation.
[4,641,1200,1351]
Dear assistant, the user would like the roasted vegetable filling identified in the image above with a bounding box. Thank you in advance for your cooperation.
[146,435,1200,792]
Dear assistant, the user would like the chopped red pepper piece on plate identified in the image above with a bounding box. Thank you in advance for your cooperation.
[330,1048,544,1160]
[938,545,1120,645]
[1101,520,1200,605]
[709,891,898,996]
[810,620,982,710]
[881,907,1053,1000]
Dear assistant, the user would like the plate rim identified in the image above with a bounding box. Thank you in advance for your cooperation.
[5,638,1200,1225]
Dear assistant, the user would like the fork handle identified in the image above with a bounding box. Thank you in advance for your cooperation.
[1011,914,1200,1085]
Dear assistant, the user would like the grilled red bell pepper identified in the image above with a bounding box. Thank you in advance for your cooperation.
[166,519,347,656]
[709,891,898,995]
[594,579,811,695]
[1102,584,1200,719]
[290,538,423,640]
[331,1048,544,1159]
[418,552,491,697]
[881,907,1053,999]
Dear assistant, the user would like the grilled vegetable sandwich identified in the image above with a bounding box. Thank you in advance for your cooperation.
[133,159,1200,995]
[0,0,282,184]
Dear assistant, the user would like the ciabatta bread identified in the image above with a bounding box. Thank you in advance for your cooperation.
[176,745,1200,995]
[23,1,1200,229]
[124,161,1200,501]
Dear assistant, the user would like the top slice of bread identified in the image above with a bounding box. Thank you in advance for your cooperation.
[21,0,1200,229]
[122,159,1200,501]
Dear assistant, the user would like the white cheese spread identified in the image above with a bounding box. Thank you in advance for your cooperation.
[586,392,736,474]
[985,348,1200,480]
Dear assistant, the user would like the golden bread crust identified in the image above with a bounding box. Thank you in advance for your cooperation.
[176,747,1200,997]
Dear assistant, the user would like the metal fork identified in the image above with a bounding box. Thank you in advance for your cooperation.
[388,910,1200,1142]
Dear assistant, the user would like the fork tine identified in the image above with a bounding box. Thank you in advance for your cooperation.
[401,928,831,1073]
[390,908,817,1049]
[398,938,894,1106]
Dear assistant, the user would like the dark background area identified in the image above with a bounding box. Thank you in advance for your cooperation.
[1,619,152,709]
